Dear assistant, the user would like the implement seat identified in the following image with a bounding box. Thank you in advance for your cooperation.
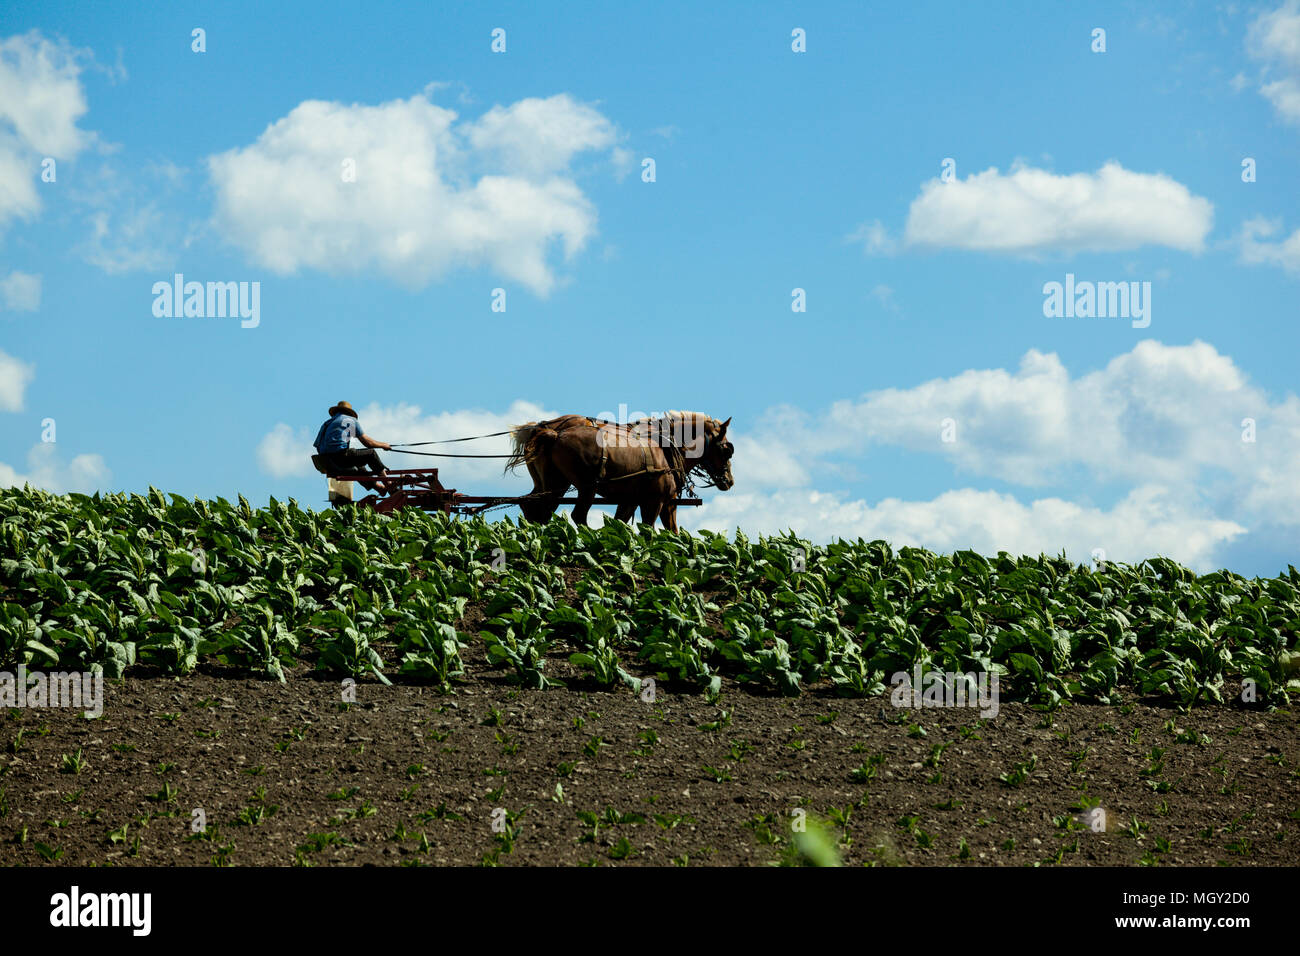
[312,454,353,505]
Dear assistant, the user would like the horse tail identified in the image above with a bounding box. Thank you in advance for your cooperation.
[505,422,558,473]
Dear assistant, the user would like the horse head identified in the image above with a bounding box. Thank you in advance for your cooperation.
[699,416,734,490]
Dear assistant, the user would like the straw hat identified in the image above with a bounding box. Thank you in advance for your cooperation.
[329,400,358,418]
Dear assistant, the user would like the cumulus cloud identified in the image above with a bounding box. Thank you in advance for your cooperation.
[811,341,1259,488]
[464,96,617,178]
[0,443,110,494]
[208,92,620,295]
[1235,216,1300,274]
[679,340,1300,570]
[0,347,34,411]
[902,162,1213,255]
[258,399,554,487]
[1248,1,1300,123]
[0,270,40,311]
[0,31,93,230]
[680,485,1244,572]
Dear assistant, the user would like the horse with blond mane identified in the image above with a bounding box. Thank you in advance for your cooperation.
[505,411,734,530]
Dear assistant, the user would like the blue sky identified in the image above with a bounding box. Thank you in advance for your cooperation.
[2,0,1300,574]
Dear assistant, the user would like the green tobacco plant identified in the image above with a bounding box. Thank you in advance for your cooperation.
[0,487,1296,707]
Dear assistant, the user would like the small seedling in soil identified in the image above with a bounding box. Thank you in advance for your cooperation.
[850,753,887,783]
[147,783,179,804]
[60,750,89,775]
[699,710,731,731]
[999,754,1038,788]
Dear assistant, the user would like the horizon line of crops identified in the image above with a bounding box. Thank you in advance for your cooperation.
[1,485,1298,708]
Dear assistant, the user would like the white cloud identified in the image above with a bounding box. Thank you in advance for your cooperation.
[464,95,617,178]
[1260,76,1300,121]
[0,31,93,230]
[846,219,897,255]
[71,161,201,274]
[208,92,619,295]
[0,270,40,311]
[679,340,1300,570]
[902,161,1213,255]
[82,204,171,273]
[680,485,1244,572]
[869,283,901,315]
[1248,1,1300,123]
[1236,216,1300,273]
[0,347,34,411]
[258,399,554,488]
[804,341,1264,490]
[0,443,110,494]
[257,423,316,479]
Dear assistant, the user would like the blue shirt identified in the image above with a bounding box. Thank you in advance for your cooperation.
[314,413,364,453]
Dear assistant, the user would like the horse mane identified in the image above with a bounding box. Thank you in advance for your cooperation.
[661,410,715,429]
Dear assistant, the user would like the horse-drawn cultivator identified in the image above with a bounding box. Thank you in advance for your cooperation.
[311,412,732,526]
[317,464,704,516]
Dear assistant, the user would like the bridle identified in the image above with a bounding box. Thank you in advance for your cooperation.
[689,427,733,490]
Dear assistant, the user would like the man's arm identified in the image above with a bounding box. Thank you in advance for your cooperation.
[360,433,392,451]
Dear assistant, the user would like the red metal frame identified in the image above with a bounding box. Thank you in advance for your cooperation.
[325,467,702,515]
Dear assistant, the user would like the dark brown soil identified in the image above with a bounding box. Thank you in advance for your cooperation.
[1,657,1296,867]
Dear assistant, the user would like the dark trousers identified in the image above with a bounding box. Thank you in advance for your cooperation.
[320,449,388,491]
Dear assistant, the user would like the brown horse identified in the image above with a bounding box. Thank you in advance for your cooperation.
[505,412,734,529]
[628,411,734,531]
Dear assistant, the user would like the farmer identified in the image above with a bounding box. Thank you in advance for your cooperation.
[313,400,394,495]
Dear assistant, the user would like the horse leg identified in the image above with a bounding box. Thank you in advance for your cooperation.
[571,483,598,526]
[614,502,637,523]
[660,502,678,532]
[519,462,546,522]
[640,497,663,527]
